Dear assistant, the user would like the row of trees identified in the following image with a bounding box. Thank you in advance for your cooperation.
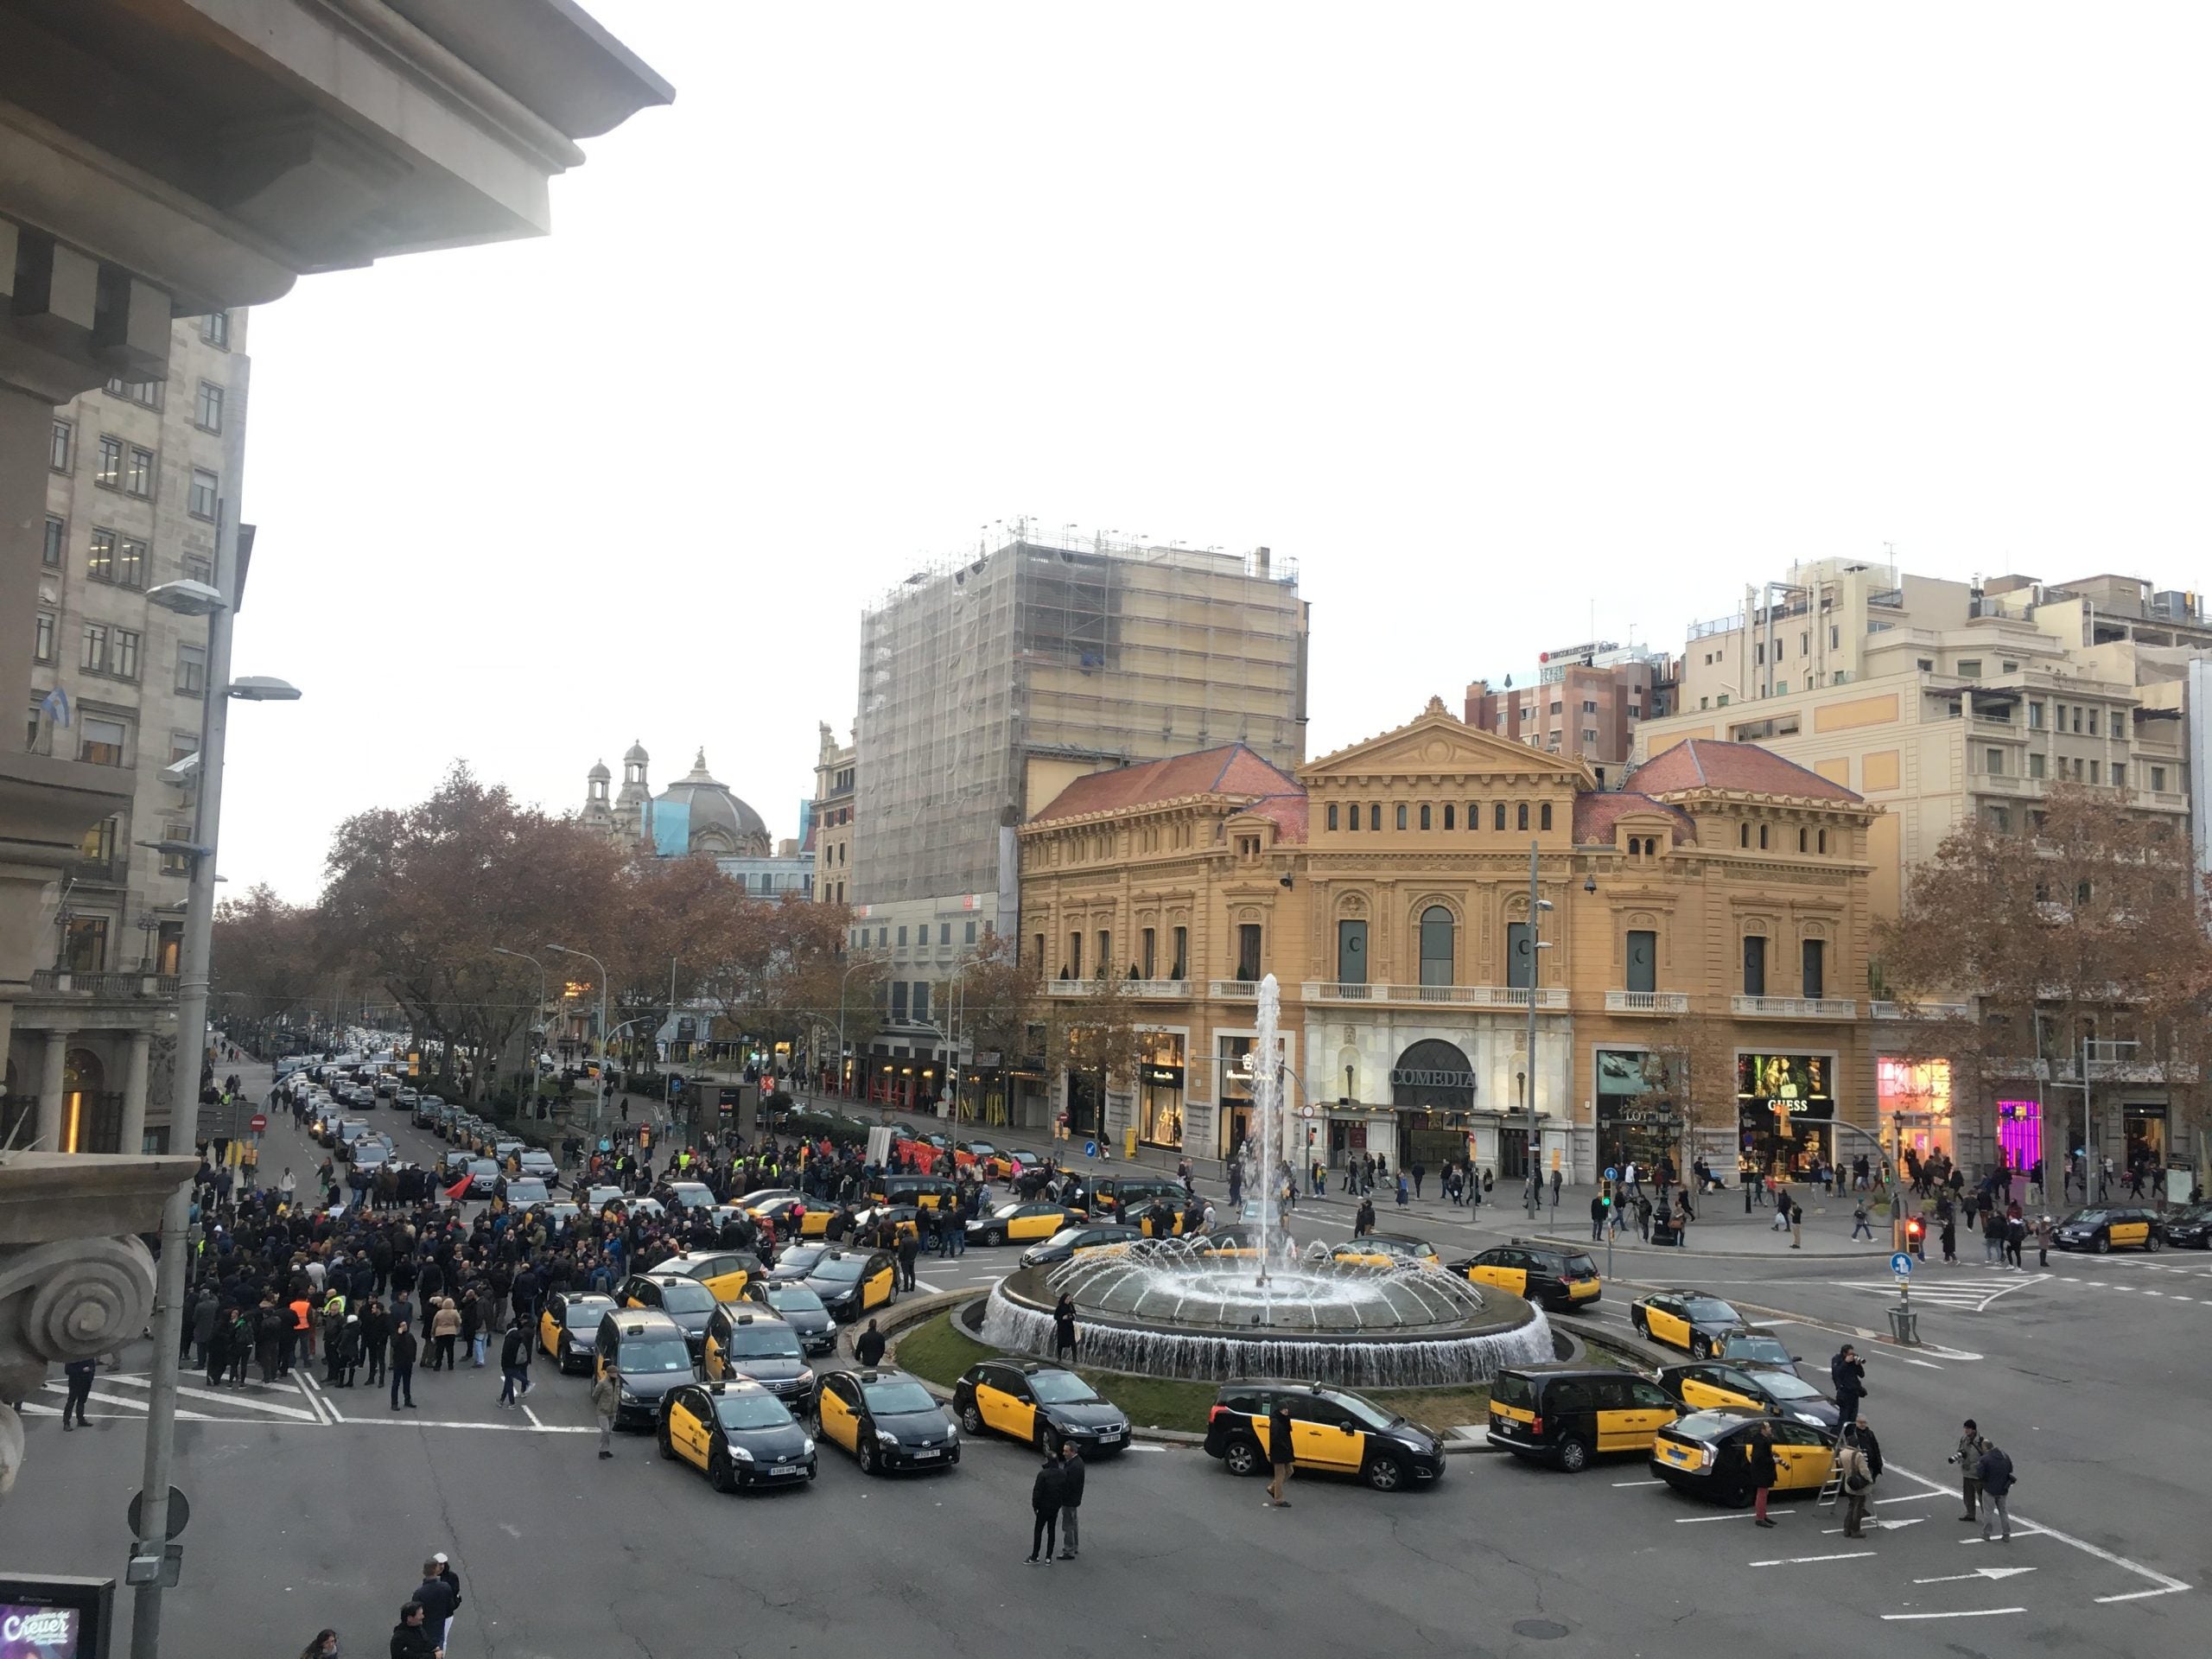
[213,764,1166,1112]
[1624,784,2212,1180]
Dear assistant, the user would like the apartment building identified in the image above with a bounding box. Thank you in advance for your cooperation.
[1464,640,1675,779]
[7,311,248,1153]
[811,721,855,908]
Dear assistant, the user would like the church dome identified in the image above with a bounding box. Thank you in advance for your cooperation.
[588,759,611,782]
[623,739,650,766]
[656,749,768,853]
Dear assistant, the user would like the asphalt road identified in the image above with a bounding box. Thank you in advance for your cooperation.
[4,1066,2196,1656]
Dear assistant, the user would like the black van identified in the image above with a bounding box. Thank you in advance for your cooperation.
[1487,1366,1683,1472]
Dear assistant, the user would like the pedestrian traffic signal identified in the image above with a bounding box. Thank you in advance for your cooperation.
[1599,1179,1615,1208]
[1905,1217,1923,1243]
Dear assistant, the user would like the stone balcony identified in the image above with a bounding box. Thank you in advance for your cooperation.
[1605,989,1690,1014]
[1302,982,1571,1011]
[1043,979,1192,1000]
[1732,995,1859,1019]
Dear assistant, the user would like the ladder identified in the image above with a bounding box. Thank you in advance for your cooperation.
[1816,1448,1847,1510]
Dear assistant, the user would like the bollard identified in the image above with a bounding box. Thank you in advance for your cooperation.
[1887,1305,1918,1345]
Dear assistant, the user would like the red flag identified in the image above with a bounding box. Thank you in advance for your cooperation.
[443,1173,473,1201]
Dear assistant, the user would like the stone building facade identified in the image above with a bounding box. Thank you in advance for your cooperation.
[1019,701,1880,1183]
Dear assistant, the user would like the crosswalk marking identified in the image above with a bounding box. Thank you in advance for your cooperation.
[1829,1274,2046,1313]
[99,1373,321,1421]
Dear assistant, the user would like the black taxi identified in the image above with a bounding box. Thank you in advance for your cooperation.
[952,1358,1130,1455]
[701,1306,815,1414]
[593,1309,697,1427]
[1651,1408,1835,1505]
[537,1289,614,1374]
[657,1378,817,1492]
[1452,1242,1603,1310]
[1017,1223,1142,1268]
[615,1272,719,1358]
[1487,1366,1682,1471]
[650,1249,766,1303]
[1629,1289,1745,1357]
[799,1248,899,1323]
[1656,1361,1839,1430]
[2053,1205,2163,1254]
[966,1200,1088,1247]
[812,1368,960,1475]
[1204,1381,1445,1492]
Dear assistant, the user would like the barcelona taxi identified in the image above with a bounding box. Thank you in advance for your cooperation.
[1017,1223,1141,1268]
[812,1368,960,1475]
[1656,1361,1839,1430]
[952,1358,1129,1455]
[1453,1243,1602,1309]
[658,1378,816,1492]
[651,1249,767,1303]
[615,1272,719,1358]
[1329,1235,1442,1270]
[800,1248,899,1322]
[1629,1289,1745,1357]
[965,1200,1086,1247]
[1487,1366,1683,1470]
[537,1290,614,1374]
[1650,1408,1836,1504]
[593,1310,698,1427]
[701,1307,815,1413]
[2052,1205,2163,1254]
[1204,1382,1445,1491]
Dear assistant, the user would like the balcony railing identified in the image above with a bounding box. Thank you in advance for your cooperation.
[1605,990,1689,1014]
[1302,982,1570,1010]
[1043,978,1191,1000]
[29,969,177,998]
[1870,1000,1972,1021]
[1732,995,1857,1019]
[1208,979,1260,1001]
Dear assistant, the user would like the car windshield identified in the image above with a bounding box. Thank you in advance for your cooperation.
[1330,1392,1400,1431]
[1670,1410,1748,1442]
[2064,1210,2109,1225]
[1039,1229,1086,1250]
[564,1303,607,1329]
[1028,1371,1098,1404]
[504,1182,548,1203]
[809,1256,866,1284]
[1753,1370,1821,1400]
[1720,1336,1792,1365]
[722,1325,802,1359]
[766,1287,825,1315]
[655,1282,714,1314]
[1562,1254,1599,1276]
[861,1380,937,1414]
[1682,1298,1738,1322]
[715,1393,794,1431]
[2178,1204,2212,1224]
[623,1340,692,1374]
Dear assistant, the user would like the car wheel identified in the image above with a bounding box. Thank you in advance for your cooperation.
[1555,1436,1590,1473]
[985,1230,1005,1247]
[1035,1421,1056,1457]
[557,1336,572,1371]
[858,1439,880,1476]
[1691,1334,1711,1358]
[657,1420,677,1461]
[1222,1437,1263,1478]
[1365,1453,1410,1492]
[2146,1232,2164,1253]
[1631,1309,1648,1336]
[1723,1479,1754,1510]
[2094,1235,2110,1254]
[708,1448,736,1493]
[959,1402,985,1434]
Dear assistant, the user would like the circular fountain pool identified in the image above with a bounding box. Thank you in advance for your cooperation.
[978,1237,1554,1389]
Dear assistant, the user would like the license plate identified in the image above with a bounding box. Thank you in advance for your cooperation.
[1661,1444,1694,1465]
[912,1448,940,1460]
[770,1464,798,1476]
[1096,1429,1121,1441]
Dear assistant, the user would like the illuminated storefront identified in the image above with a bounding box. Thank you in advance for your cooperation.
[1995,1098,2043,1173]
[1138,1033,1186,1150]
[1878,1058,1953,1164]
[1737,1052,1835,1178]
[1594,1047,1681,1175]
[1391,1039,1478,1171]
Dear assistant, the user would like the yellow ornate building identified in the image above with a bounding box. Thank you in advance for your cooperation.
[1019,700,1882,1182]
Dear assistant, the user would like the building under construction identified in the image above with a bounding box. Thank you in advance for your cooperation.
[852,526,1310,935]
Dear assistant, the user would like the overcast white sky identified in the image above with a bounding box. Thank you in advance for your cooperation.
[226,1,2212,900]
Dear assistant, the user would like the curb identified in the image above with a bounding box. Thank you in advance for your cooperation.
[1527,1231,1889,1263]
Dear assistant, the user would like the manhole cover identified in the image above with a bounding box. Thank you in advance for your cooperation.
[1511,1620,1571,1641]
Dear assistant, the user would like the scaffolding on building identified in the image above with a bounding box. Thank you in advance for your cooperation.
[853,522,1308,908]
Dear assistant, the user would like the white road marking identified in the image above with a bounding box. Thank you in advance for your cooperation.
[1824,1518,1923,1535]
[46,1383,213,1421]
[1899,1357,1945,1370]
[1874,1492,1941,1504]
[522,1403,544,1429]
[1881,1607,2026,1621]
[1878,1460,2188,1602]
[1913,1567,2036,1584]
[99,1373,321,1421]
[1751,1551,1875,1567]
[1676,1510,1796,1523]
[343,1415,596,1433]
[1612,1479,1666,1487]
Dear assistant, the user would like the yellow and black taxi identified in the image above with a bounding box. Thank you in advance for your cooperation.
[765,1243,836,1287]
[1487,1366,1683,1471]
[812,1367,960,1475]
[952,1358,1131,1456]
[1651,1408,1835,1505]
[2053,1205,2163,1254]
[965,1200,1087,1247]
[1329,1235,1443,1271]
[2159,1201,2212,1249]
[593,1309,698,1428]
[651,1249,766,1304]
[1629,1289,1745,1357]
[744,1194,823,1240]
[798,1247,898,1323]
[701,1307,816,1413]
[615,1272,720,1358]
[1452,1242,1602,1310]
[849,1203,923,1245]
[1656,1361,1839,1431]
[1713,1329,1798,1370]
[657,1378,817,1493]
[760,1283,837,1356]
[537,1289,615,1374]
[1017,1222,1143,1268]
[1205,1381,1446,1492]
[1073,1175,1186,1217]
[871,1173,958,1211]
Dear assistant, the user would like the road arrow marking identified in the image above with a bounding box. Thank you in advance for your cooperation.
[1912,1567,2037,1584]
[1826,1518,1924,1535]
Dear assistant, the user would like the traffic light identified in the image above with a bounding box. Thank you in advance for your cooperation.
[1905,1216,1924,1250]
[1599,1178,1616,1209]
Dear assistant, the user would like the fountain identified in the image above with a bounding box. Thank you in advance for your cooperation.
[979,975,1554,1389]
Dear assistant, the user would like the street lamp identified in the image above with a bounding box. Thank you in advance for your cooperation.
[546,943,609,1126]
[834,954,874,1103]
[1523,838,1556,1219]
[493,947,550,1109]
[130,518,298,1654]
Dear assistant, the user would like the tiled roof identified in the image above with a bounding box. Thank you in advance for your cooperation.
[1027,744,1304,823]
[1573,791,1696,846]
[1626,738,1863,804]
[1237,794,1310,844]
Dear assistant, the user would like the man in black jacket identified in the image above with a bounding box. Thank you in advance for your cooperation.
[360,1298,391,1387]
[1831,1344,1866,1425]
[498,1315,532,1407]
[389,1318,417,1410]
[411,1562,455,1634]
[1056,1440,1086,1560]
[1027,1450,1065,1564]
[389,1603,440,1659]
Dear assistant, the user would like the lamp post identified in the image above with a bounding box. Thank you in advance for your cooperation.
[128,506,299,1655]
[1524,839,1554,1219]
[492,947,550,1113]
[834,954,874,1103]
[546,944,609,1126]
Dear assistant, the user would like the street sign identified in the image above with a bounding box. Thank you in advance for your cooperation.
[127,1486,189,1541]
[1891,1251,1914,1278]
[1084,1140,1097,1158]
[248,1113,267,1132]
[1604,1166,1618,1181]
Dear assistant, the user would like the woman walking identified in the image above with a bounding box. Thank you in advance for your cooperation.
[1747,1422,1779,1527]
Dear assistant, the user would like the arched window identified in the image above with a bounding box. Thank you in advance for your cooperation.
[1443,804,1455,830]
[1759,823,1770,849]
[1420,804,1432,830]
[1370,804,1382,831]
[1326,803,1339,830]
[1419,906,1455,987]
[1540,802,1554,831]
[1347,802,1360,832]
[1396,804,1408,830]
[1798,827,1808,852]
[1739,823,1750,849]
[1818,829,1828,854]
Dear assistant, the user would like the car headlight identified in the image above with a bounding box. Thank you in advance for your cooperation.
[728,1444,754,1462]
[802,1437,815,1454]
[619,1383,638,1402]
[876,1429,899,1445]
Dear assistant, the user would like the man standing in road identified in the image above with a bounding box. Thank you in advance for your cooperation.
[1589,1192,1606,1243]
[1949,1419,1985,1522]
[497,1315,532,1407]
[1830,1344,1865,1425]
[388,1602,440,1659]
[1057,1440,1085,1560]
[60,1355,95,1430]
[1266,1397,1296,1509]
[855,1319,887,1367]
[1027,1446,1065,1564]
[1052,1294,1078,1364]
[410,1561,455,1647]
[591,1364,619,1459]
[1977,1437,2016,1541]
[1837,1420,1878,1538]
[389,1317,417,1410]
[895,1226,919,1292]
